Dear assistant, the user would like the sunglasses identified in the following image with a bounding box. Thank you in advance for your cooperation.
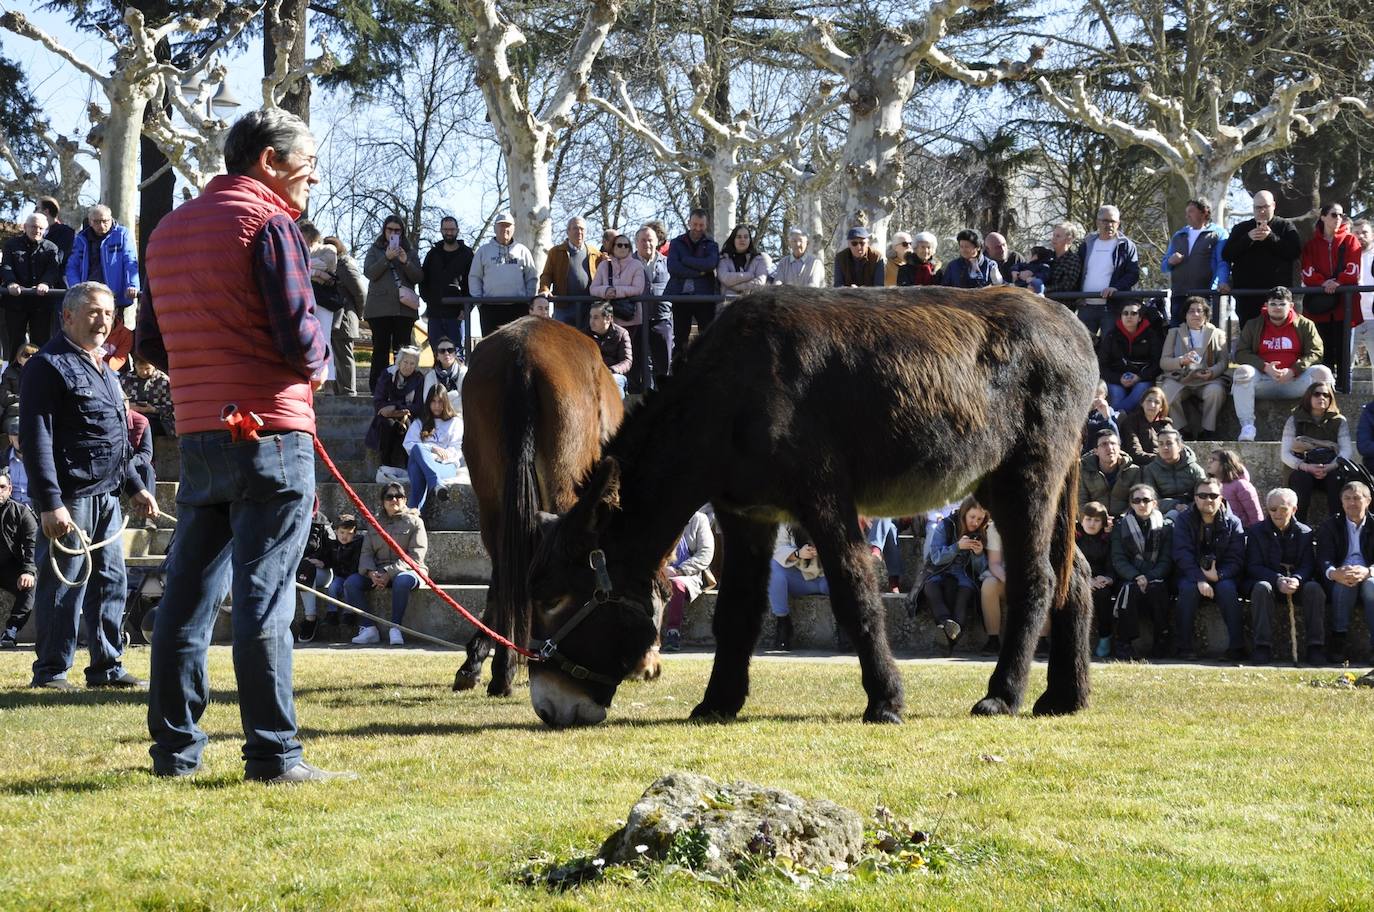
[1195,492,1221,500]
[614,242,631,249]
[898,241,911,247]
[848,240,867,247]
[384,492,404,501]
[436,347,456,354]
[1130,497,1155,504]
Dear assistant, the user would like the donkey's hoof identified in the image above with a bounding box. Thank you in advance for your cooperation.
[452,669,479,692]
[971,696,1015,717]
[689,702,738,724]
[486,681,513,698]
[1032,689,1087,717]
[863,704,903,724]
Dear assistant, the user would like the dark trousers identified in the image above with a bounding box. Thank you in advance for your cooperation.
[1091,585,1116,638]
[1234,294,1266,327]
[1176,578,1243,652]
[5,300,53,361]
[923,575,973,627]
[1115,579,1171,653]
[0,561,36,635]
[1249,580,1326,649]
[672,300,717,357]
[366,315,416,396]
[427,315,465,357]
[627,320,673,393]
[1288,467,1343,526]
[1313,319,1349,387]
[148,430,315,779]
[478,302,527,339]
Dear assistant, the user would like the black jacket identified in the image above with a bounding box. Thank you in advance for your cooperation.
[0,498,37,574]
[1076,529,1112,578]
[296,514,335,585]
[1222,217,1302,289]
[19,334,140,511]
[329,534,364,578]
[0,359,23,437]
[1244,517,1315,593]
[0,235,63,289]
[1098,319,1163,386]
[421,242,474,319]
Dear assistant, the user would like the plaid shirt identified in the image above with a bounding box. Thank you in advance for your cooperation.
[254,214,329,379]
[120,368,176,435]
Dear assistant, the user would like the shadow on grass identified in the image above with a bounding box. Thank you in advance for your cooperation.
[0,688,150,710]
[0,767,254,796]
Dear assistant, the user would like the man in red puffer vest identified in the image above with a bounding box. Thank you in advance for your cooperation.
[139,110,353,785]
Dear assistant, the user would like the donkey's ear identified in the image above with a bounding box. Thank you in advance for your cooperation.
[533,511,560,547]
[577,457,621,534]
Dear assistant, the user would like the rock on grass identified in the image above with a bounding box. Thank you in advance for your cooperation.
[598,771,864,876]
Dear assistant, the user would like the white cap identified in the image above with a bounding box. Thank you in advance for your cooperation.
[787,226,806,237]
[493,211,514,225]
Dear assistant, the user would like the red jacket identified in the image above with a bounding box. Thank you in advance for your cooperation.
[144,174,317,435]
[1300,224,1363,326]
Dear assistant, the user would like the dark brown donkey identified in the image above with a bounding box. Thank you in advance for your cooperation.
[454,316,626,695]
[524,285,1098,728]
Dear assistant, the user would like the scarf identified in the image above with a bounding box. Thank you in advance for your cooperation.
[1123,509,1162,558]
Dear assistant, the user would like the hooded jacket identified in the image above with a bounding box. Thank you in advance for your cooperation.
[1300,222,1364,326]
[1079,450,1142,516]
[1141,446,1208,507]
[1098,315,1163,385]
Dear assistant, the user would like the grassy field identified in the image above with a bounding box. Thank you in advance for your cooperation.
[1,647,1372,911]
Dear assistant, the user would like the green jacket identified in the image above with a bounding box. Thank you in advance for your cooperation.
[1140,446,1207,509]
[1235,313,1323,372]
[1079,451,1142,516]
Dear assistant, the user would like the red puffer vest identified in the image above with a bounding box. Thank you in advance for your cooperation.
[145,174,315,435]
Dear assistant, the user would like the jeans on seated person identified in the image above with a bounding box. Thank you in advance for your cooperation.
[865,518,902,579]
[406,444,460,510]
[1328,577,1374,636]
[1108,381,1150,414]
[1248,580,1326,649]
[148,430,316,780]
[299,565,334,620]
[611,373,627,398]
[1230,363,1334,425]
[30,491,129,686]
[1175,577,1242,653]
[343,569,422,628]
[769,562,829,617]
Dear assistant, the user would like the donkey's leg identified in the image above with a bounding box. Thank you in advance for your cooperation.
[1033,550,1092,715]
[453,573,497,691]
[972,459,1060,716]
[802,500,905,724]
[690,513,776,722]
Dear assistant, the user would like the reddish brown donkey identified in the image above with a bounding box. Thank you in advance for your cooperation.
[453,316,630,695]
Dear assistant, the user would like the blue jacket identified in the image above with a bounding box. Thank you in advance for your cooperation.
[1356,402,1374,464]
[1172,506,1245,585]
[664,232,720,296]
[19,333,141,512]
[1244,517,1314,593]
[65,224,139,309]
[1077,234,1141,292]
[925,516,987,588]
[1160,222,1230,289]
[941,254,1002,289]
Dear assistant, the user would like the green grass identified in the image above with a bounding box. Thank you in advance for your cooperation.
[1,648,1372,911]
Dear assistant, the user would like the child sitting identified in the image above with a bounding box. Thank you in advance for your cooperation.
[1013,245,1054,294]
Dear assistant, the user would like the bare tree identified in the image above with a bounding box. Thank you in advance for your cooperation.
[0,125,91,220]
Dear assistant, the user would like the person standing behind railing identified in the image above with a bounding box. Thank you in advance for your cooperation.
[1299,203,1362,388]
[1075,205,1140,338]
[1160,200,1228,326]
[419,216,473,358]
[468,211,537,338]
[1221,190,1302,326]
[631,225,673,388]
[665,208,721,356]
[1352,219,1374,370]
[1,212,63,361]
[363,215,424,395]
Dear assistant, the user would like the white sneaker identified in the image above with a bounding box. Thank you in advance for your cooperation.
[350,626,380,645]
[1237,423,1257,442]
[388,627,405,646]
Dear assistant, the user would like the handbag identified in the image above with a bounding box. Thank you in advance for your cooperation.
[610,298,638,321]
[1301,246,1346,316]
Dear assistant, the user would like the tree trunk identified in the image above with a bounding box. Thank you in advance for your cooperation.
[138,48,174,286]
[505,130,554,268]
[264,0,311,121]
[708,151,739,236]
[832,64,912,253]
[102,79,158,230]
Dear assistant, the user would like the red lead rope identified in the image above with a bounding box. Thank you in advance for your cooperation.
[311,434,541,660]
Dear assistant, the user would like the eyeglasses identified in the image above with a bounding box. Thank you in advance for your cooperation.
[384,492,404,501]
[898,241,911,247]
[1195,492,1221,500]
[848,240,867,247]
[1130,497,1154,505]
[436,347,456,354]
[1312,391,1332,399]
[614,242,631,249]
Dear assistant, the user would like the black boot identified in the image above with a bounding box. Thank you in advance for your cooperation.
[774,615,793,651]
[1330,631,1348,665]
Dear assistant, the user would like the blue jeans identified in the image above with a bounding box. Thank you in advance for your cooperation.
[427,315,465,356]
[147,431,316,779]
[1175,578,1242,651]
[1329,578,1374,634]
[769,562,829,617]
[299,565,333,620]
[343,570,420,627]
[1108,382,1150,413]
[553,304,580,327]
[611,373,627,398]
[865,518,902,578]
[1078,304,1108,338]
[406,444,459,510]
[30,491,129,686]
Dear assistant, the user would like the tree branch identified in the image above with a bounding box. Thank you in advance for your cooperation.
[0,10,109,86]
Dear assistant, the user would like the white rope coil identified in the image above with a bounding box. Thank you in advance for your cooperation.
[48,515,130,589]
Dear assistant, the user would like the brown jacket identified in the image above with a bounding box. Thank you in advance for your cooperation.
[359,509,428,578]
[539,242,606,296]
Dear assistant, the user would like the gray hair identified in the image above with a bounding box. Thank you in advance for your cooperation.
[636,224,659,244]
[1097,205,1121,222]
[87,204,112,221]
[567,216,586,229]
[62,281,114,315]
[223,109,312,176]
[1265,488,1298,508]
[396,345,422,363]
[1056,220,1084,243]
[1341,481,1372,499]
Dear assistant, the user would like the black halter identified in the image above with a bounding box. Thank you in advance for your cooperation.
[534,549,649,687]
